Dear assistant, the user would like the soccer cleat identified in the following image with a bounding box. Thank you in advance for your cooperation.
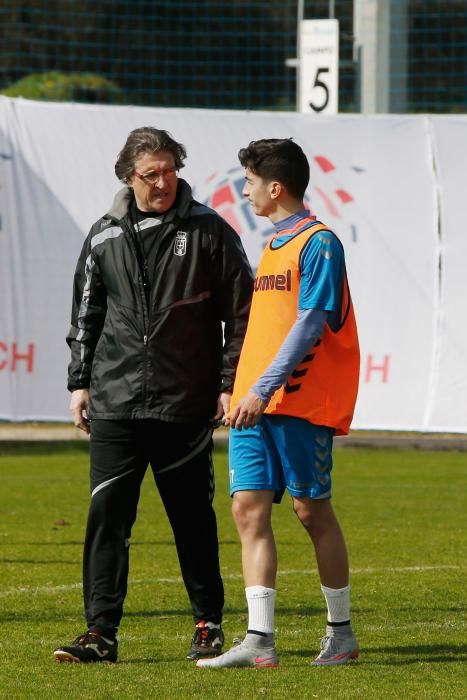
[53,631,118,663]
[196,634,279,668]
[312,625,359,666]
[186,621,224,659]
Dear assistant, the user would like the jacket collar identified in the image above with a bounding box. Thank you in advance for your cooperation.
[106,178,194,223]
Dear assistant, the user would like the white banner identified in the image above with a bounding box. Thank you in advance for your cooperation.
[0,98,466,432]
[425,117,467,431]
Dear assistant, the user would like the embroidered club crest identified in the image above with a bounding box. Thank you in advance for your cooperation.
[174,231,187,256]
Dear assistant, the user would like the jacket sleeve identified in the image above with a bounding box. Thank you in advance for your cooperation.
[212,220,253,393]
[66,228,108,391]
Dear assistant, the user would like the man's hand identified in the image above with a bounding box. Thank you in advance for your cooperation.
[229,391,267,430]
[213,392,232,426]
[70,388,90,435]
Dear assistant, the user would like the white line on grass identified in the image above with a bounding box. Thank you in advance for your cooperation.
[0,582,82,598]
[0,564,461,598]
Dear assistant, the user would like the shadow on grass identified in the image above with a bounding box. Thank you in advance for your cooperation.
[114,658,162,665]
[0,541,84,546]
[1,611,81,623]
[0,441,229,457]
[366,643,467,664]
[0,558,79,565]
[279,644,466,665]
[275,643,467,666]
[0,540,183,546]
[124,605,323,619]
[0,441,90,456]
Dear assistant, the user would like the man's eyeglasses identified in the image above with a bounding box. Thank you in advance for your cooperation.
[133,167,177,185]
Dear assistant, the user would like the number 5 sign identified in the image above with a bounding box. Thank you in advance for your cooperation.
[299,19,339,114]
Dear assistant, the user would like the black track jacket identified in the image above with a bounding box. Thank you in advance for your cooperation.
[66,180,253,423]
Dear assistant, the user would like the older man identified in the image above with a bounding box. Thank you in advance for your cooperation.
[54,127,253,663]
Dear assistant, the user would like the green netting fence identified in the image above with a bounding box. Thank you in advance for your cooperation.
[0,0,465,112]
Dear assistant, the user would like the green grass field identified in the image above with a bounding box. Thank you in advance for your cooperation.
[0,442,465,699]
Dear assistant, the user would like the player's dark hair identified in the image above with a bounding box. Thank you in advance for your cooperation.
[115,127,187,183]
[238,138,310,200]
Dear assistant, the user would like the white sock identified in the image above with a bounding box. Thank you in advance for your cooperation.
[321,584,351,623]
[245,585,276,634]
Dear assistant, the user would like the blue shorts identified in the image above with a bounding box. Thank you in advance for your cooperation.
[228,414,334,502]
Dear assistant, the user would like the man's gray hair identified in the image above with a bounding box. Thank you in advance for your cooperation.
[115,126,187,182]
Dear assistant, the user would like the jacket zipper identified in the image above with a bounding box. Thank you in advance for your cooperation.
[122,215,179,413]
[121,220,150,411]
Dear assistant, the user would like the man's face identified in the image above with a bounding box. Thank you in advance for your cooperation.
[242,168,274,218]
[128,151,178,213]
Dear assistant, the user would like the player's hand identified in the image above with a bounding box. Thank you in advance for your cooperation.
[229,391,267,430]
[70,389,90,435]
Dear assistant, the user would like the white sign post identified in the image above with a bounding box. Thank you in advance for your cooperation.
[299,19,339,114]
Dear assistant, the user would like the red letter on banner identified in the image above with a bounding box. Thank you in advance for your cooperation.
[365,354,390,383]
[11,343,35,372]
[0,341,7,371]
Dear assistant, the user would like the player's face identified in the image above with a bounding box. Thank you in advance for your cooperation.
[242,168,275,218]
[129,151,178,213]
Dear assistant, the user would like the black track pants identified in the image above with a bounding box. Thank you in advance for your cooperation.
[83,419,224,635]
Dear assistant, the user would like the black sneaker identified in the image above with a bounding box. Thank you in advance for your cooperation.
[186,621,224,660]
[53,631,118,663]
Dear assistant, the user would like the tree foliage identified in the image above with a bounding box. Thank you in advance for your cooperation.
[0,71,126,103]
